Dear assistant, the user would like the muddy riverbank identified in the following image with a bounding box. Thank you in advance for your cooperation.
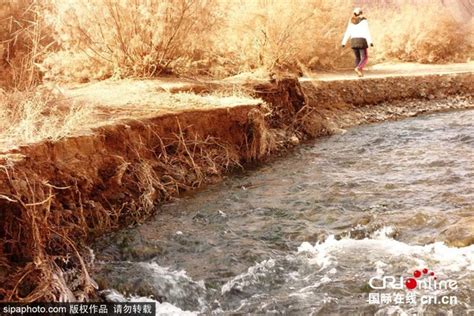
[0,71,472,301]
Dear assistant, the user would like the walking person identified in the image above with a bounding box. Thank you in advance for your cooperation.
[342,7,373,77]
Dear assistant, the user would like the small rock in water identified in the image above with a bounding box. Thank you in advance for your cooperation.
[290,135,300,145]
[441,217,474,247]
[332,127,347,135]
[100,289,126,302]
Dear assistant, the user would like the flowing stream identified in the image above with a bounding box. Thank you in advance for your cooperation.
[93,109,473,315]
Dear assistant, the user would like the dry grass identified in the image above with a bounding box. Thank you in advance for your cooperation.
[0,1,54,89]
[370,3,473,63]
[33,0,473,83]
[0,81,260,152]
[40,0,222,81]
[65,82,258,110]
[209,0,346,75]
[0,89,93,150]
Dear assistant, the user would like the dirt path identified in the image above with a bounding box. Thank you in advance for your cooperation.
[61,62,474,113]
[65,63,474,102]
[302,62,474,81]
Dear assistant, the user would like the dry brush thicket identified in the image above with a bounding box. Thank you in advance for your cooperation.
[1,0,472,87]
[0,1,53,89]
[371,3,473,64]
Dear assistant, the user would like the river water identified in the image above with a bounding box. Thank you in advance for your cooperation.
[94,109,473,315]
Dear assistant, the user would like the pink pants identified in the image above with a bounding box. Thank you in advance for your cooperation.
[352,48,368,70]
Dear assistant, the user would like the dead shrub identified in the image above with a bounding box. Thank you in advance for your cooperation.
[371,3,473,63]
[215,0,351,75]
[41,0,222,81]
[129,124,243,219]
[0,1,54,89]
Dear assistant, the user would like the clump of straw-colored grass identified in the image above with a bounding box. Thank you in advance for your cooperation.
[0,89,93,150]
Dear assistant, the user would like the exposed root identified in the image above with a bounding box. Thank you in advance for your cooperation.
[130,124,244,218]
[0,109,268,301]
[0,167,93,302]
[247,108,277,160]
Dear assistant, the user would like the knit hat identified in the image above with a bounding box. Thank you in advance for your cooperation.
[353,7,363,16]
